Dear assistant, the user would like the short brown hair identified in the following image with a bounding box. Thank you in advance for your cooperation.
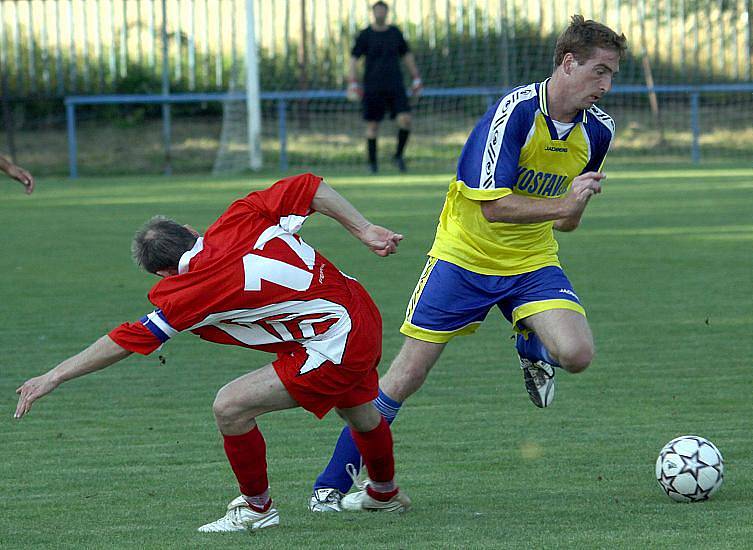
[131,216,197,274]
[554,15,627,66]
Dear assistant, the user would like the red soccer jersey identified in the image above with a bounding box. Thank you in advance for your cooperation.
[109,173,367,375]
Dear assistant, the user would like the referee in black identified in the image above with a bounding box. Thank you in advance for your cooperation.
[347,1,422,173]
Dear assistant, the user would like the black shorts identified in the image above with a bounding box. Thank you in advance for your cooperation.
[362,88,411,122]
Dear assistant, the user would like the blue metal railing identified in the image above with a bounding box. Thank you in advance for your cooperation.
[64,83,753,177]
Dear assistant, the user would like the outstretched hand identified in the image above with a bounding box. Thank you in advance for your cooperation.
[5,163,35,194]
[357,224,404,257]
[15,372,58,419]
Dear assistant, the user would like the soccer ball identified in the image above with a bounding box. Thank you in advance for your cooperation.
[655,435,724,502]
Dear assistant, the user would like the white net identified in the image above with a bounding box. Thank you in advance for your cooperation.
[210,0,752,175]
[212,94,250,175]
[3,1,748,175]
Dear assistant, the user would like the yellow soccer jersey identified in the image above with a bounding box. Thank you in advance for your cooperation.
[428,79,615,275]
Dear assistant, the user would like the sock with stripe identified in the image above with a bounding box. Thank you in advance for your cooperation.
[351,417,396,501]
[313,388,402,493]
[222,426,272,511]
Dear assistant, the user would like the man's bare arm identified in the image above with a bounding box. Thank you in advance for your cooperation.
[346,56,363,101]
[15,336,131,418]
[402,53,422,95]
[553,202,591,232]
[348,56,360,83]
[311,180,403,256]
[403,52,420,80]
[481,172,604,224]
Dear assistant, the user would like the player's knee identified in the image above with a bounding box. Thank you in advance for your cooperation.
[212,390,246,430]
[557,342,594,374]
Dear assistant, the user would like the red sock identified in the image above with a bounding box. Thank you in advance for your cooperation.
[350,417,396,498]
[222,426,270,508]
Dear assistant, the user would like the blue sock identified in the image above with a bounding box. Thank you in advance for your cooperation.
[516,332,560,367]
[313,388,402,493]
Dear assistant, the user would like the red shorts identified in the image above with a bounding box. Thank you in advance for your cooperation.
[273,280,382,418]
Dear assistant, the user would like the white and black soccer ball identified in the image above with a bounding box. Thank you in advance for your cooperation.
[655,435,724,502]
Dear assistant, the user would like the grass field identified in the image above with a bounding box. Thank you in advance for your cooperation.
[1,165,752,549]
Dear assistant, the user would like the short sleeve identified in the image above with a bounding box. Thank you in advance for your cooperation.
[456,88,536,200]
[581,110,615,174]
[108,309,180,355]
[351,30,367,57]
[242,173,322,222]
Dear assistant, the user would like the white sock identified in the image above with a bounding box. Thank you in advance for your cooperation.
[369,479,396,493]
[242,489,271,510]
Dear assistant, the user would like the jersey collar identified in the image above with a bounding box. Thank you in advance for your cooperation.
[538,78,588,125]
[178,237,204,275]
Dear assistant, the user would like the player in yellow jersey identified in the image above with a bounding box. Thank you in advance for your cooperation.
[309,15,628,509]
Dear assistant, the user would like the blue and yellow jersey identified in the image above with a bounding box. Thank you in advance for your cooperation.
[428,79,615,276]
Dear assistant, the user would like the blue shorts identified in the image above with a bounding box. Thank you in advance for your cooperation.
[400,258,586,343]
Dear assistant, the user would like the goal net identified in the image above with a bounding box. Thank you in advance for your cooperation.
[212,0,753,174]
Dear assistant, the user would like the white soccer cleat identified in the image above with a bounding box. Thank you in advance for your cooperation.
[308,488,344,512]
[197,495,280,532]
[340,463,410,512]
[340,488,411,512]
[519,355,555,408]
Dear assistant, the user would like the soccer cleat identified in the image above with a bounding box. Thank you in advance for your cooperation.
[197,495,280,532]
[340,487,411,512]
[392,155,407,172]
[308,488,344,512]
[519,355,555,408]
[339,462,410,512]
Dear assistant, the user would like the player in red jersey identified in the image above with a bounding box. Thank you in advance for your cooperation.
[14,173,410,531]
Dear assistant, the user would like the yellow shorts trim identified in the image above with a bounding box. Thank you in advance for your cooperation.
[400,320,483,344]
[511,299,586,333]
[404,257,439,323]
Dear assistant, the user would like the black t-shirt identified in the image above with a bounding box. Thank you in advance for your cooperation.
[351,26,409,92]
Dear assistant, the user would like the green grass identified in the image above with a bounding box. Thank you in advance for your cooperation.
[1,166,752,549]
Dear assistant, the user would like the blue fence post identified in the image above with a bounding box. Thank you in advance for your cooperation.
[65,100,78,178]
[690,92,700,165]
[278,98,288,171]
